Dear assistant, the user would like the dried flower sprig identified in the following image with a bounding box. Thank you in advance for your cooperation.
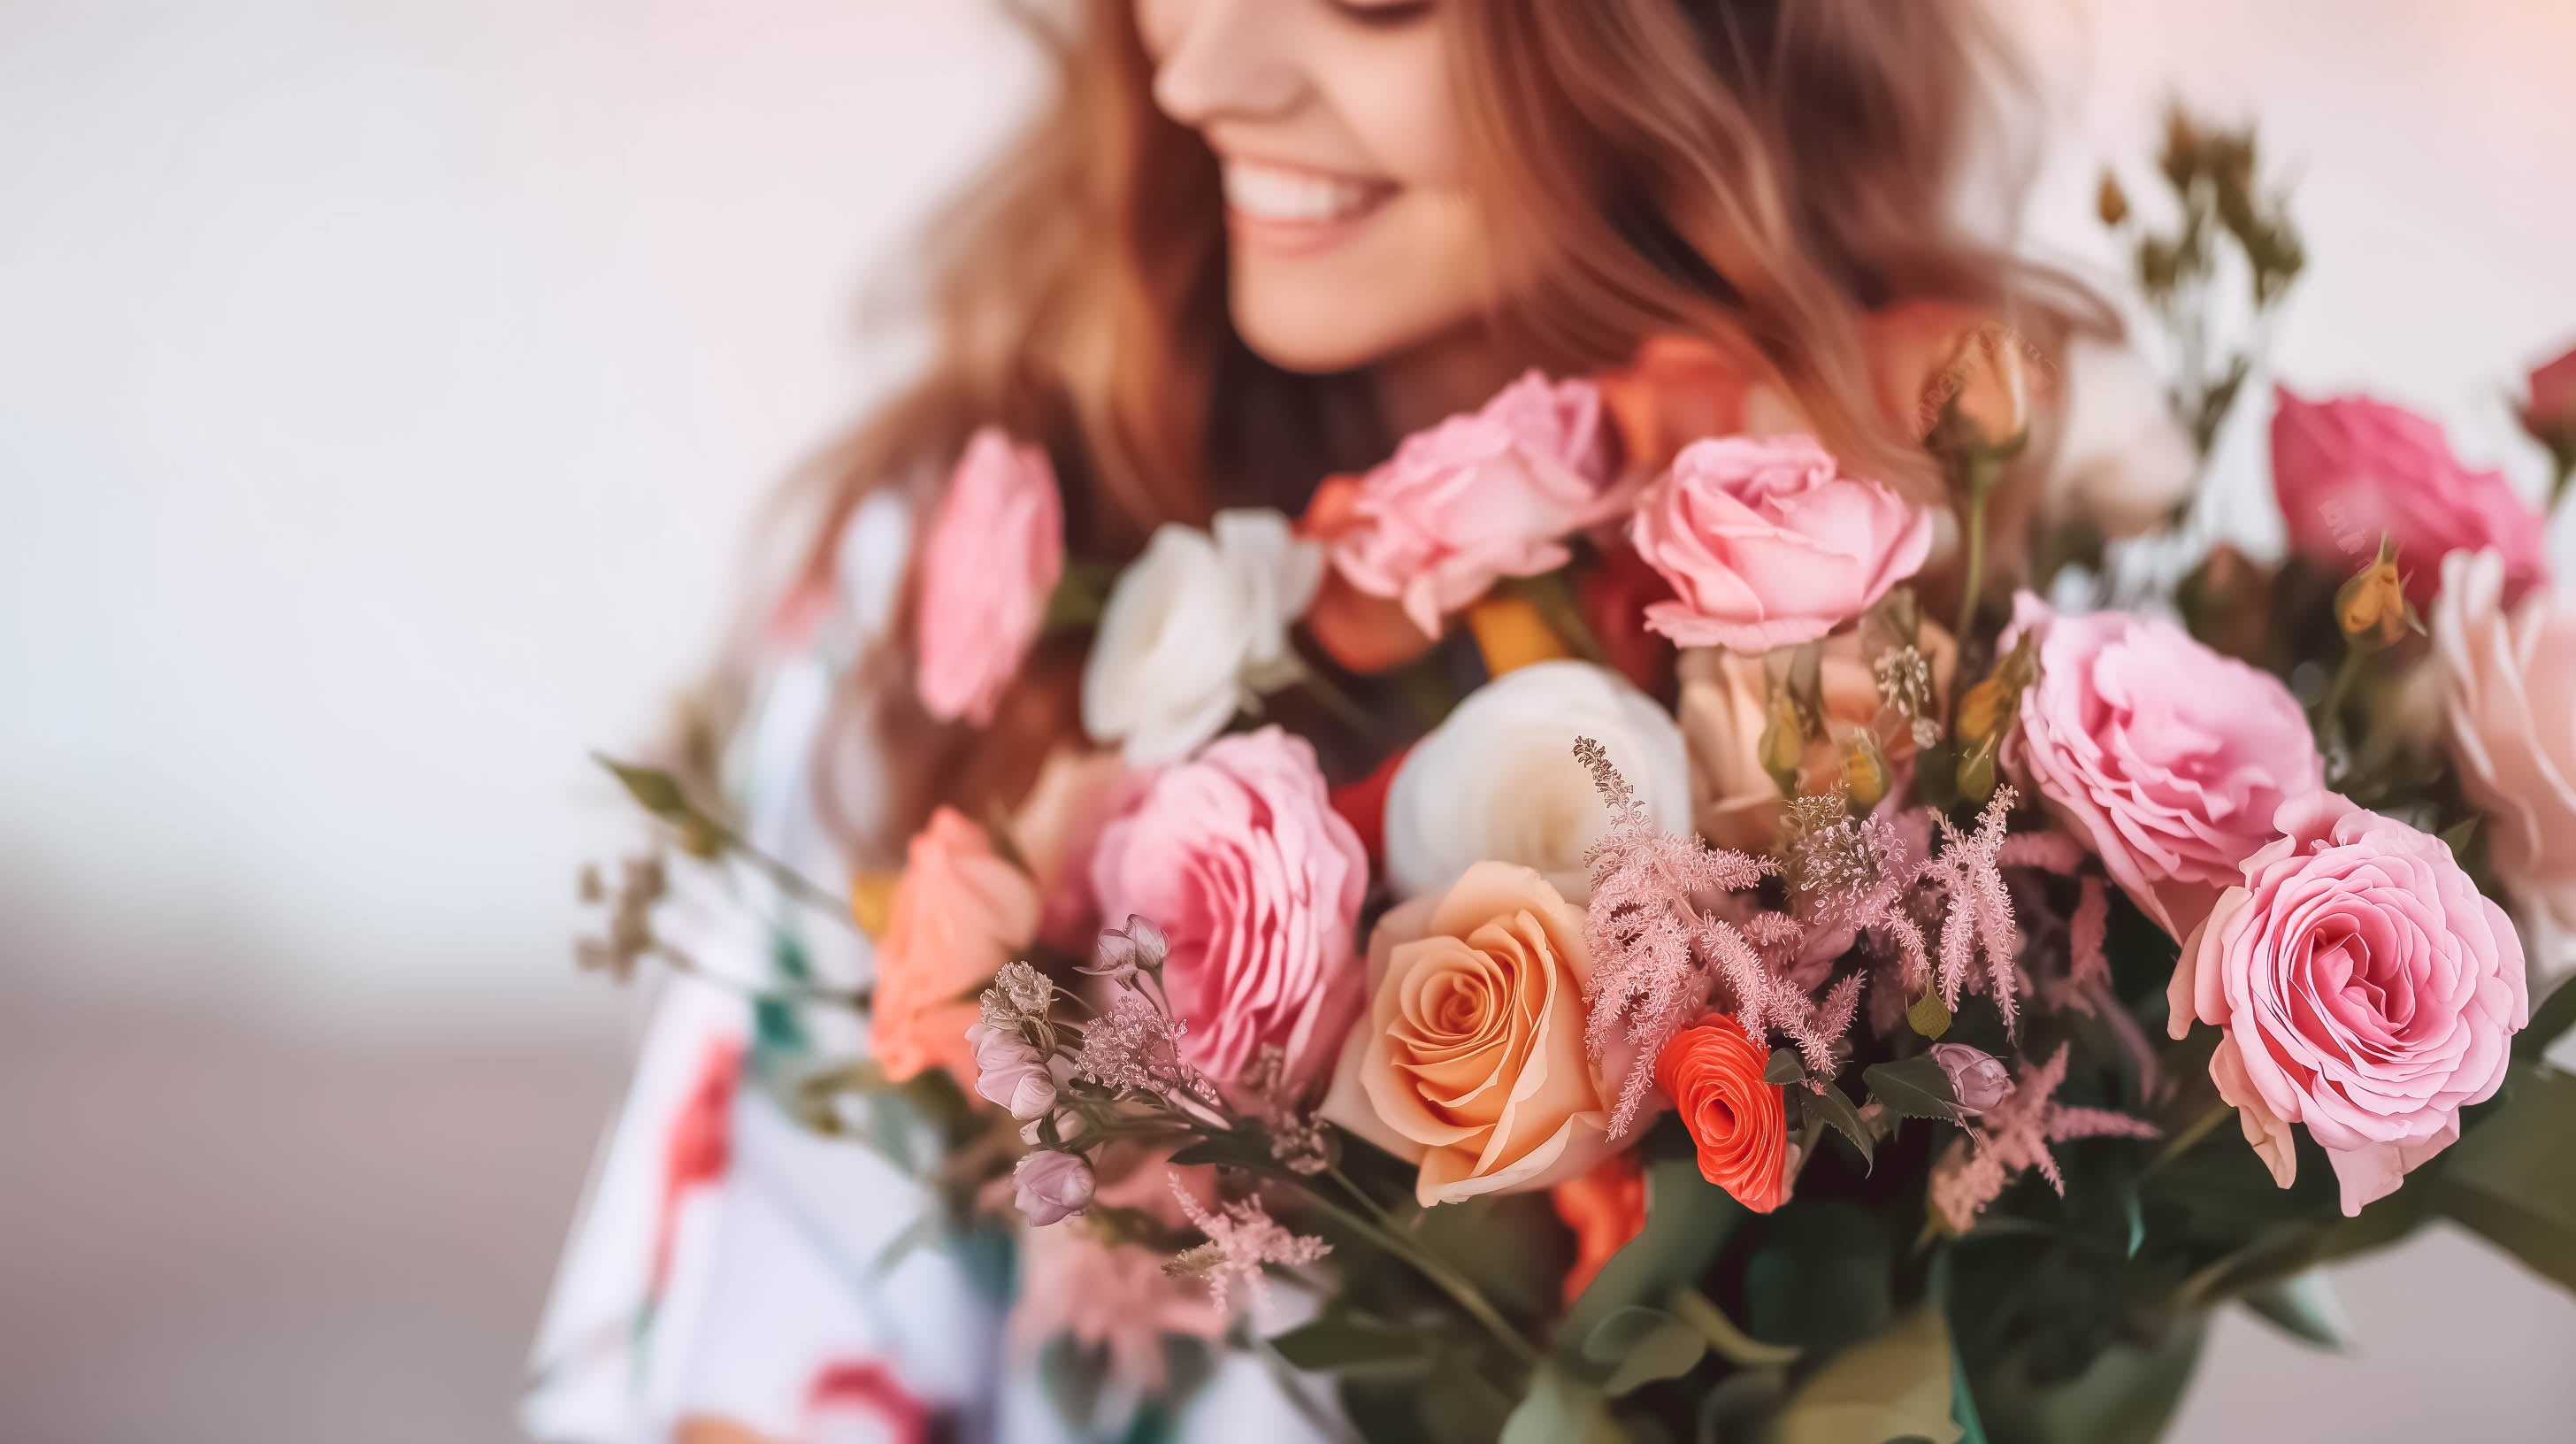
[1164,1177,1331,1315]
[1928,1045,2158,1233]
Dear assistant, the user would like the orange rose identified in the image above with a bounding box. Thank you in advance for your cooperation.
[1322,861,1614,1205]
[1550,1152,1647,1305]
[1654,1014,1785,1212]
[870,807,1040,1087]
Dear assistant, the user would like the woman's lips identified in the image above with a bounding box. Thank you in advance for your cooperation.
[1221,156,1399,258]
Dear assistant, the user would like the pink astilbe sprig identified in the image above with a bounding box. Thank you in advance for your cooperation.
[1576,738,1866,1136]
[1163,1176,1331,1315]
[1928,1044,2159,1233]
[1921,787,2026,1030]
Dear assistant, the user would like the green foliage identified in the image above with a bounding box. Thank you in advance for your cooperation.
[1760,1307,1962,1444]
[1581,1307,1708,1396]
[2440,1065,2576,1296]
[1863,1056,1961,1124]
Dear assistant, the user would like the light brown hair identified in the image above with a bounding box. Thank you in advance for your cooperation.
[694,0,2099,862]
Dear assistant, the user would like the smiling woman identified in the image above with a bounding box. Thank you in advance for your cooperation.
[530,1,2114,1440]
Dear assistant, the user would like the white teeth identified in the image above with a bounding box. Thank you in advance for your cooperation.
[1222,161,1379,224]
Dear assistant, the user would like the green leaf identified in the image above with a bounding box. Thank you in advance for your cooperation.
[1666,1287,1799,1368]
[1499,1364,1624,1444]
[1764,1306,1962,1444]
[1581,1307,1706,1396]
[1565,1158,1745,1344]
[2239,1271,2350,1351]
[2441,1064,2576,1294]
[2516,973,2576,1064]
[1764,1049,1808,1087]
[1042,558,1119,633]
[595,754,690,818]
[1267,1315,1431,1377]
[2437,813,2480,861]
[1864,1056,1961,1123]
[1907,989,1954,1040]
[1744,1202,1890,1354]
[1804,1081,1874,1173]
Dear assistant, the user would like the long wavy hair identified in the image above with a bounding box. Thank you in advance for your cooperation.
[690,0,2100,863]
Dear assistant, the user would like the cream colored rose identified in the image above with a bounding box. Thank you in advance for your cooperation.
[2433,549,2576,928]
[1322,862,1614,1207]
[1081,509,1323,766]
[1677,625,1957,852]
[1382,660,1689,901]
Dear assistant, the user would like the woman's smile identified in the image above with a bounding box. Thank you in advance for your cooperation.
[1218,152,1401,257]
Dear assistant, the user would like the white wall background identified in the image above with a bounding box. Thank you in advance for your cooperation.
[2,0,2571,1024]
[0,3,2571,1441]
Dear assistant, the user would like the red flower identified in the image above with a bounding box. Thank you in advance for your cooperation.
[1550,1152,1647,1305]
[1654,1014,1786,1213]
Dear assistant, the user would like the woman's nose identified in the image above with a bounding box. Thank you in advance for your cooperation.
[1149,0,1309,127]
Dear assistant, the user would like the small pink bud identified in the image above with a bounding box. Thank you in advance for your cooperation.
[1012,1150,1093,1226]
[1929,1043,2012,1114]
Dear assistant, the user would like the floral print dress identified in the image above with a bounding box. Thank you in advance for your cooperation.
[523,494,1332,1444]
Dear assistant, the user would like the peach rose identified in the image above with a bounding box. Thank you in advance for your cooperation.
[1676,623,1957,853]
[914,428,1063,726]
[1322,862,1615,1206]
[1654,1014,1785,1213]
[1631,434,1934,653]
[2433,549,2576,929]
[870,808,1040,1087]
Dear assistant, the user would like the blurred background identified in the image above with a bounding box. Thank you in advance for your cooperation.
[2,1,2570,1440]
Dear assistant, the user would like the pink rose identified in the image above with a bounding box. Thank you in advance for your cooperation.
[2270,386,2544,606]
[2433,549,2576,929]
[2526,342,2576,444]
[1630,434,1932,653]
[915,427,1064,726]
[2007,595,2322,940]
[1089,727,1368,1090]
[2169,792,2528,1216]
[1330,371,1620,638]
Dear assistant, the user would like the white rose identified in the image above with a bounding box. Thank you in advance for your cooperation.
[1081,509,1323,766]
[2433,548,2576,930]
[2047,338,2197,538]
[1383,660,1690,901]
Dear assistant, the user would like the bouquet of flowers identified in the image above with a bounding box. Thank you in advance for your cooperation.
[585,114,2576,1443]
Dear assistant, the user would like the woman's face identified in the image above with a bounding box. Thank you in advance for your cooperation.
[1136,0,1493,379]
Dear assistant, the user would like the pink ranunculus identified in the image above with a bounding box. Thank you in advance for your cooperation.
[2270,386,2545,606]
[1330,371,1620,639]
[915,427,1064,726]
[2006,595,2323,941]
[2169,791,2528,1216]
[2432,549,2576,930]
[1088,727,1368,1090]
[1630,434,1932,653]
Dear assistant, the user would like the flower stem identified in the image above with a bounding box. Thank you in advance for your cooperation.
[1300,1171,1543,1369]
[648,944,871,1010]
[1952,453,1999,642]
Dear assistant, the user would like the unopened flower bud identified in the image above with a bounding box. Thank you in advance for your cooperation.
[967,1021,1057,1120]
[1840,731,1890,811]
[1012,1150,1093,1226]
[2097,171,2130,227]
[2334,541,2411,650]
[1083,914,1169,981]
[1760,687,1806,796]
[1928,1043,2012,1115]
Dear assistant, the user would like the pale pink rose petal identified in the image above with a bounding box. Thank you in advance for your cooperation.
[915,429,1064,726]
[1630,434,1931,653]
